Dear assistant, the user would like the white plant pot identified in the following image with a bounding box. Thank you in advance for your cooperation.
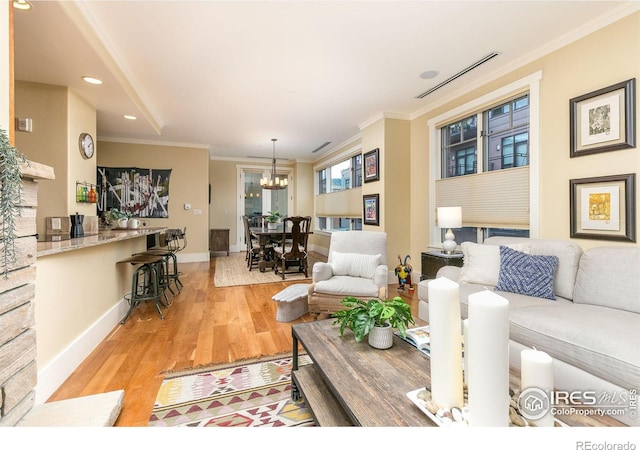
[117,218,128,229]
[267,221,278,230]
[368,324,394,349]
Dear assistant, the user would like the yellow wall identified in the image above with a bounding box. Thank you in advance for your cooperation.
[98,141,210,260]
[14,81,72,235]
[408,12,640,266]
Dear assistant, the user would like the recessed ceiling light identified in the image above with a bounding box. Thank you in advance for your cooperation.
[82,76,103,85]
[123,115,137,120]
[13,0,33,11]
[419,70,439,80]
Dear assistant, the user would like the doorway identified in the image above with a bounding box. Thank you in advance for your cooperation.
[237,166,292,250]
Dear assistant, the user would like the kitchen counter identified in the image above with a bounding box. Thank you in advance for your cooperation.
[37,227,167,257]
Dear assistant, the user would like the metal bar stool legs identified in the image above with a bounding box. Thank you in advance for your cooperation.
[118,254,166,324]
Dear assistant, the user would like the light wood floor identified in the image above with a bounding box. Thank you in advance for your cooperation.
[46,253,420,426]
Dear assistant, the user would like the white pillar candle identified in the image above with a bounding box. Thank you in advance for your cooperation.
[427,277,464,410]
[462,319,469,386]
[467,290,510,426]
[521,349,555,427]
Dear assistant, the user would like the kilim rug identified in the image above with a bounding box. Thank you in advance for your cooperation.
[148,354,315,427]
[213,252,326,287]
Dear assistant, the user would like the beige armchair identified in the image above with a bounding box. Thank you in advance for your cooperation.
[308,231,388,319]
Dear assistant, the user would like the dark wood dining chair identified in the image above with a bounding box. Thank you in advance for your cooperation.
[273,216,309,279]
[242,215,261,270]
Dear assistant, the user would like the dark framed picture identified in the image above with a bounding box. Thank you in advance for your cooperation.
[570,78,635,157]
[363,148,380,183]
[570,173,635,242]
[363,193,380,226]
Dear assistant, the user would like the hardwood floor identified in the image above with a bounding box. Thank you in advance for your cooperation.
[46,253,421,426]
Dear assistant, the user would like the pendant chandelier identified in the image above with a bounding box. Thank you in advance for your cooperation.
[260,138,288,190]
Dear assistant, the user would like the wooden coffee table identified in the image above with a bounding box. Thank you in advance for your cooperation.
[291,319,626,427]
[291,318,433,426]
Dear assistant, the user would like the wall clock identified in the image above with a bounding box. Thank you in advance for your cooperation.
[79,132,95,159]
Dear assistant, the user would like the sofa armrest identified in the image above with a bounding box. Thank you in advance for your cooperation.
[312,261,333,282]
[373,264,388,287]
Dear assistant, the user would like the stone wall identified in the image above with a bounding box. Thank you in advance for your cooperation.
[0,161,54,426]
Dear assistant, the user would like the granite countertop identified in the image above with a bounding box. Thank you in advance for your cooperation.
[37,227,167,257]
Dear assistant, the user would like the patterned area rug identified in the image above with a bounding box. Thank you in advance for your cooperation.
[213,252,326,287]
[148,354,315,427]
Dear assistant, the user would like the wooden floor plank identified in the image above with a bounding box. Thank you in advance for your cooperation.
[45,252,419,426]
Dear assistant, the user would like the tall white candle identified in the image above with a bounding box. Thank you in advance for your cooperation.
[521,349,554,427]
[467,290,510,426]
[462,319,469,386]
[427,277,464,410]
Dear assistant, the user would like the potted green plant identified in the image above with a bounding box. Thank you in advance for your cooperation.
[105,208,132,229]
[264,210,281,229]
[332,296,415,349]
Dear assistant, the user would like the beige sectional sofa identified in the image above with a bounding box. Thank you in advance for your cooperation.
[417,237,639,426]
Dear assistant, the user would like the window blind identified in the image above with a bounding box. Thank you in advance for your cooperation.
[316,187,362,217]
[435,167,529,229]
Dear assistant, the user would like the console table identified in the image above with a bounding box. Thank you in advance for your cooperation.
[291,319,625,427]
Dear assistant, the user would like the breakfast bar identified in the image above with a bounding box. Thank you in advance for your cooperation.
[34,226,167,403]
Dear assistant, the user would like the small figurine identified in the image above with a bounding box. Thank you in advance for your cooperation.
[395,254,413,291]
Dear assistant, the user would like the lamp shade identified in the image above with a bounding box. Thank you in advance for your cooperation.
[437,207,462,229]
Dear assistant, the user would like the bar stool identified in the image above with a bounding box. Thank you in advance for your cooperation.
[118,254,167,324]
[133,247,177,298]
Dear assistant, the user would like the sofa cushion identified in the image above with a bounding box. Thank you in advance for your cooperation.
[460,241,531,286]
[484,237,582,300]
[331,251,381,279]
[313,275,380,297]
[573,247,640,314]
[495,246,558,300]
[509,303,640,390]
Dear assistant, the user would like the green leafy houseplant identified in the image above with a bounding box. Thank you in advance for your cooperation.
[332,296,415,343]
[265,210,282,223]
[0,128,28,279]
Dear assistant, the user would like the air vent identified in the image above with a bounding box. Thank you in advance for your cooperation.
[311,141,331,153]
[415,52,501,99]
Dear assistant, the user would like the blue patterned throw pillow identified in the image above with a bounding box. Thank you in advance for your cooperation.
[495,246,559,300]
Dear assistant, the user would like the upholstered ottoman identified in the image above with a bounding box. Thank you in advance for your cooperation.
[272,284,309,322]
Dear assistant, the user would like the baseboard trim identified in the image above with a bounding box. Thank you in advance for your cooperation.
[34,298,130,404]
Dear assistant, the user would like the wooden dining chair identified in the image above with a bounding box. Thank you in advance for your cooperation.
[242,215,261,270]
[273,216,309,279]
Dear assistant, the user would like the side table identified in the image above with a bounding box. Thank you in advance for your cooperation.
[209,228,230,256]
[420,250,464,280]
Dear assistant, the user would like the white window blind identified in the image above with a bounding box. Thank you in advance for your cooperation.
[435,166,529,229]
[316,188,362,217]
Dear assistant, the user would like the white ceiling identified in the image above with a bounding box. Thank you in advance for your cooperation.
[12,1,640,162]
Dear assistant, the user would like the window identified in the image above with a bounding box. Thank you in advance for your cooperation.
[318,154,362,194]
[315,151,363,233]
[430,71,542,245]
[317,217,362,232]
[442,116,477,177]
[485,95,529,171]
[442,95,529,177]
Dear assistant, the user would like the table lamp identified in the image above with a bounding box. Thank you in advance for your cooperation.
[437,206,462,254]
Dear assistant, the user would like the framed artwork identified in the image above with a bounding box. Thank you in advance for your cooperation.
[363,193,380,226]
[570,173,635,242]
[363,148,380,183]
[570,78,636,157]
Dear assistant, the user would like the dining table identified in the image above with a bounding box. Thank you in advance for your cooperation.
[250,225,312,272]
